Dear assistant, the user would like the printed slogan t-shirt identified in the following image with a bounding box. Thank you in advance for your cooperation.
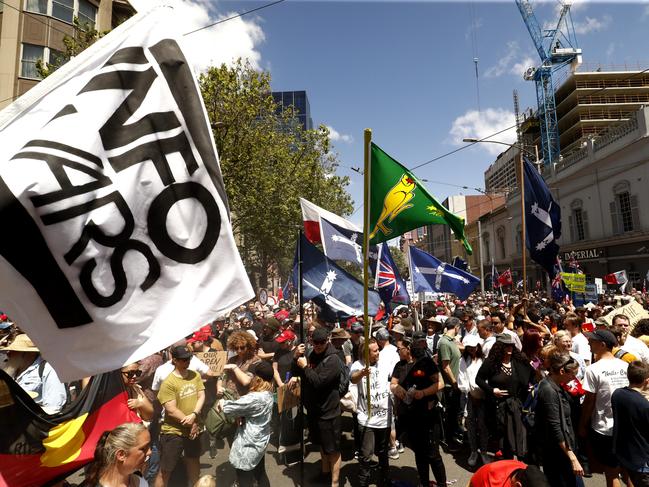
[158,370,205,437]
[582,357,629,436]
[351,360,391,429]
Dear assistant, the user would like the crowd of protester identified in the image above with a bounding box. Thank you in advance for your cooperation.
[1,290,649,487]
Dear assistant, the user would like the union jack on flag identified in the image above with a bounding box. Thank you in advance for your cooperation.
[374,244,410,308]
[552,272,563,289]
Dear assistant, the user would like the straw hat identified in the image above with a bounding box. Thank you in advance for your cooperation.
[0,334,39,352]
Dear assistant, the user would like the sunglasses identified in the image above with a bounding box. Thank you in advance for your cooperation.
[234,346,248,351]
[312,340,326,346]
[121,370,142,378]
[175,356,191,362]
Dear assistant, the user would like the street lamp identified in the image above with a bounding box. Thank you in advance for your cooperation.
[463,137,541,296]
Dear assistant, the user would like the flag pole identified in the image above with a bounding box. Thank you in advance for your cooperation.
[363,128,372,416]
[520,152,527,297]
[297,230,305,487]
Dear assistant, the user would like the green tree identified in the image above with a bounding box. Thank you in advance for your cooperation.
[200,60,353,287]
[36,18,105,78]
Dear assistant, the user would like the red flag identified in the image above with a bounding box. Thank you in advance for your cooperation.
[300,197,360,243]
[497,269,513,287]
[0,370,139,487]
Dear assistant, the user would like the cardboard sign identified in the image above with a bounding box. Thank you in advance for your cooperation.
[277,382,301,413]
[601,300,649,329]
[195,351,228,376]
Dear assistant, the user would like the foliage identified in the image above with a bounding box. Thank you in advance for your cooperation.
[389,246,409,279]
[200,60,353,286]
[36,18,105,78]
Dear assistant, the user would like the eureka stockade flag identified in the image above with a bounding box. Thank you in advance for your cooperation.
[0,7,253,381]
[368,143,471,253]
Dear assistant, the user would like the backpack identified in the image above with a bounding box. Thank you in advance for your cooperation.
[332,355,350,397]
[38,359,79,409]
[521,382,541,429]
[204,388,237,439]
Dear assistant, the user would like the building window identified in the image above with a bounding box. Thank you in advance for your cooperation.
[496,226,506,260]
[52,0,73,23]
[24,0,47,14]
[483,232,491,262]
[569,199,589,242]
[78,0,97,27]
[610,181,639,234]
[515,224,522,253]
[20,44,44,79]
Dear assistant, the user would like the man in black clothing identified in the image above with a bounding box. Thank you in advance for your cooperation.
[390,331,446,487]
[292,327,342,487]
[612,361,649,487]
[258,317,281,361]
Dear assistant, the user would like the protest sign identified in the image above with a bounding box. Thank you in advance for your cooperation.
[561,273,586,293]
[600,300,649,329]
[277,382,301,413]
[195,351,228,376]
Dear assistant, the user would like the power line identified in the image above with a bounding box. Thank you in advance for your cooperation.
[183,0,287,36]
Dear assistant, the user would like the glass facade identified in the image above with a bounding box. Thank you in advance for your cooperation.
[271,90,313,131]
[21,43,44,79]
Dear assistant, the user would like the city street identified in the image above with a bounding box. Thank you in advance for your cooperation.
[186,413,607,487]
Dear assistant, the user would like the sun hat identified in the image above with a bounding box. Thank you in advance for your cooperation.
[0,334,39,352]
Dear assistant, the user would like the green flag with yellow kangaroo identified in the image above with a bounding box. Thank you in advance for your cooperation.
[369,143,472,254]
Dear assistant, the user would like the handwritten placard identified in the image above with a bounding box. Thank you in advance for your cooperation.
[277,382,301,413]
[601,300,649,329]
[195,351,228,376]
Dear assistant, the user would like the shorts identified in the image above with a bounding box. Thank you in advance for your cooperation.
[589,429,618,469]
[159,433,202,473]
[308,416,341,454]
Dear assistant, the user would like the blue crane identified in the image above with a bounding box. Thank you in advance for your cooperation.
[515,0,581,165]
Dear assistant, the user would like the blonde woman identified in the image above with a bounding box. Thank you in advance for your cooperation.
[218,331,260,400]
[217,361,274,487]
[84,422,151,487]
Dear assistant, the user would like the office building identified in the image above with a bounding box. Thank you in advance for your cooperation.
[0,0,133,110]
[272,90,313,131]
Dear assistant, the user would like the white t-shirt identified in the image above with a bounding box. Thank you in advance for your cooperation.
[378,343,400,379]
[572,333,592,365]
[481,336,496,358]
[622,335,649,364]
[151,356,209,392]
[582,357,629,436]
[351,360,391,429]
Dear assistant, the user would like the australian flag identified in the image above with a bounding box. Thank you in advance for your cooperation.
[452,256,469,272]
[409,246,480,301]
[291,235,381,320]
[524,157,561,275]
[320,217,377,269]
[551,257,567,301]
[375,243,410,310]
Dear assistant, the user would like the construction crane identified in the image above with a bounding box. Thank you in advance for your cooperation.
[515,0,581,165]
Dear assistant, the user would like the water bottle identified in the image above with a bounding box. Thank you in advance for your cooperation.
[403,385,416,405]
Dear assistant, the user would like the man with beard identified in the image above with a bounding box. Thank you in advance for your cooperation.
[391,331,446,487]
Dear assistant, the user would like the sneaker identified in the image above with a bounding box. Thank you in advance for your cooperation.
[396,441,404,453]
[209,440,217,459]
[354,450,359,460]
[388,447,400,459]
[467,451,479,467]
[480,452,492,465]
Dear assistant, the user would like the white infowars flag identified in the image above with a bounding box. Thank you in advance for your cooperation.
[0,7,253,381]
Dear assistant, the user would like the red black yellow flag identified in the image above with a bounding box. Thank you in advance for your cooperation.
[0,369,140,487]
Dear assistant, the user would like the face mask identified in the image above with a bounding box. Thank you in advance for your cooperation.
[411,346,426,359]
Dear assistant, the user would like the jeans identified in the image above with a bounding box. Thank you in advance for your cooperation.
[466,395,488,453]
[358,425,390,487]
[628,470,649,487]
[145,438,160,484]
[235,456,270,487]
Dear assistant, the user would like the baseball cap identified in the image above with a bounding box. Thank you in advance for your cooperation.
[253,361,274,382]
[350,322,364,334]
[412,330,427,342]
[312,327,330,343]
[171,345,192,360]
[584,329,617,348]
[265,317,281,332]
[462,334,481,348]
[276,329,296,343]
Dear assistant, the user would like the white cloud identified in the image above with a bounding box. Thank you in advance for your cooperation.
[573,15,611,34]
[484,41,535,79]
[606,42,616,58]
[326,126,354,144]
[449,108,517,156]
[643,5,649,19]
[129,0,265,73]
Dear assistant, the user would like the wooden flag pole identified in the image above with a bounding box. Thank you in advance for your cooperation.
[363,128,372,416]
[520,152,527,297]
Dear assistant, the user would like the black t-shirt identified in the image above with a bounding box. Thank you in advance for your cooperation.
[273,347,294,383]
[260,337,279,355]
[392,357,440,415]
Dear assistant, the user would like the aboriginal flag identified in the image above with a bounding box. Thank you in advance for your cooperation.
[0,369,140,487]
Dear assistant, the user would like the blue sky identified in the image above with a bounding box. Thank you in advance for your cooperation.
[136,0,649,225]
